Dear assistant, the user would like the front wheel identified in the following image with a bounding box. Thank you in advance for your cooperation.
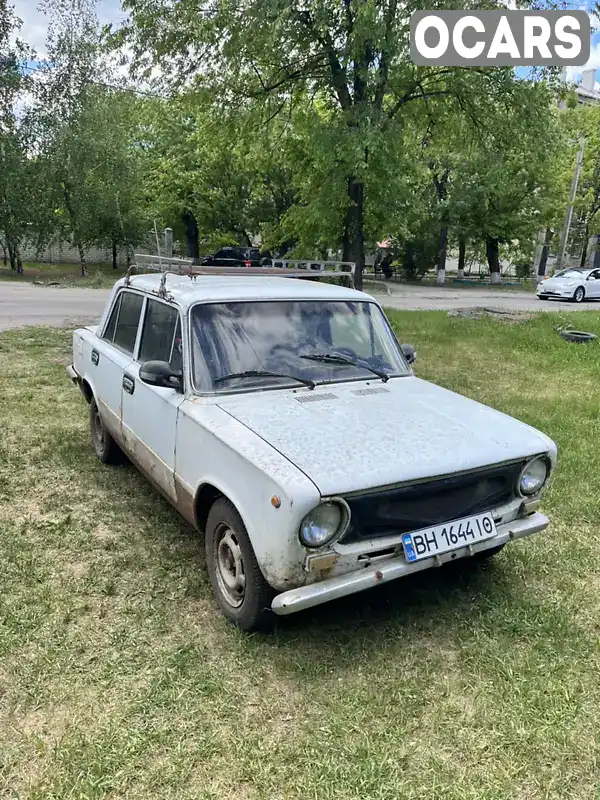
[471,543,505,561]
[573,286,585,303]
[205,498,274,631]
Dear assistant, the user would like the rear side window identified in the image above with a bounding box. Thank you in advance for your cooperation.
[103,295,121,342]
[103,291,144,354]
[139,299,181,365]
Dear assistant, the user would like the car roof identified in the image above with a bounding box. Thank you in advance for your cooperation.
[118,273,376,310]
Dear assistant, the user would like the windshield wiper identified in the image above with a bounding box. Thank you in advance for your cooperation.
[213,370,316,390]
[300,352,389,382]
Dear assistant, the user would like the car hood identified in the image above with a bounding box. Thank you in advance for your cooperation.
[215,376,556,496]
[539,276,578,290]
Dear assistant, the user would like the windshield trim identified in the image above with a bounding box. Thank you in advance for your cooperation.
[186,298,410,397]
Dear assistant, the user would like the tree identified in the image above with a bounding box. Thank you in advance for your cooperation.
[137,94,296,253]
[119,0,555,289]
[559,106,600,267]
[35,0,102,274]
[0,0,35,272]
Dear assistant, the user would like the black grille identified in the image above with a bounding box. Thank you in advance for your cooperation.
[340,461,524,544]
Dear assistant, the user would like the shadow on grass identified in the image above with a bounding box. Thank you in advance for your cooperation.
[45,420,589,686]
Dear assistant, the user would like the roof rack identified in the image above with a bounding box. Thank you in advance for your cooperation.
[127,254,356,290]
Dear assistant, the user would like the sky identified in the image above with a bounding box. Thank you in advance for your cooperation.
[12,0,127,60]
[11,0,600,88]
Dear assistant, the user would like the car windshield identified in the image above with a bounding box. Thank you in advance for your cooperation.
[190,300,409,392]
[555,269,582,278]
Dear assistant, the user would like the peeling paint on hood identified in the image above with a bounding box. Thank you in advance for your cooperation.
[216,376,555,496]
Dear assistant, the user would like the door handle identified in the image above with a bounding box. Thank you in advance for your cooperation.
[91,349,99,365]
[122,374,135,395]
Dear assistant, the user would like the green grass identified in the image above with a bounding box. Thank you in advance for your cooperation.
[0,262,128,288]
[1,312,600,799]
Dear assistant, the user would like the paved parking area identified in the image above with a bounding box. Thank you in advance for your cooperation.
[0,280,584,332]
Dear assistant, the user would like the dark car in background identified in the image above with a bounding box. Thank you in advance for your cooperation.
[194,246,272,268]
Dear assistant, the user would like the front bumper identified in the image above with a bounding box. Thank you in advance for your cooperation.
[537,288,574,299]
[66,364,78,383]
[271,511,549,616]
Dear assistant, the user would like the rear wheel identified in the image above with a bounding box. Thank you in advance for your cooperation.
[90,398,123,464]
[205,498,274,631]
[573,286,585,303]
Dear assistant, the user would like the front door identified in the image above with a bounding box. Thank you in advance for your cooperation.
[120,297,185,502]
[587,269,600,298]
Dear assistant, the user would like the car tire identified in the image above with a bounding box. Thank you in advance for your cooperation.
[471,543,505,561]
[573,286,585,303]
[558,329,598,344]
[205,498,274,631]
[89,398,123,464]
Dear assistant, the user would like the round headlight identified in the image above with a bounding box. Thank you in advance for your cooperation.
[299,501,347,548]
[519,457,549,496]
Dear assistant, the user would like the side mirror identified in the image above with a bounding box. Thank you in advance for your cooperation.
[401,343,416,365]
[139,360,183,391]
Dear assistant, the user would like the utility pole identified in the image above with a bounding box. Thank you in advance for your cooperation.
[555,137,585,273]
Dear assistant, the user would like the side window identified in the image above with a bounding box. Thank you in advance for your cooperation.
[139,298,181,367]
[102,294,121,343]
[113,292,144,354]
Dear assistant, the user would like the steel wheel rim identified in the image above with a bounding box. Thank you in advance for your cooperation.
[93,409,104,449]
[215,524,246,608]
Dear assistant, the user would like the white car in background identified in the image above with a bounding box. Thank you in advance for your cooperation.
[537,267,600,303]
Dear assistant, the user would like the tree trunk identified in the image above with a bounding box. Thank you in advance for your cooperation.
[486,236,501,284]
[7,239,16,270]
[112,238,118,269]
[341,221,351,263]
[62,183,87,276]
[433,170,450,286]
[182,212,199,259]
[346,177,365,290]
[580,221,590,268]
[457,236,466,279]
[538,229,554,279]
[436,222,448,286]
[0,238,6,266]
[15,247,23,274]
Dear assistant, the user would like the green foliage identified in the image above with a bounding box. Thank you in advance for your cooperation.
[0,0,578,283]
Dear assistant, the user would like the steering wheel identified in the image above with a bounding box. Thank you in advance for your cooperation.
[268,343,297,359]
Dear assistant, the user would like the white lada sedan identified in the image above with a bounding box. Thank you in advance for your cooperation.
[67,271,557,630]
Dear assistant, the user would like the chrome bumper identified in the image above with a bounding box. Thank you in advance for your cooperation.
[271,511,549,616]
[66,364,78,383]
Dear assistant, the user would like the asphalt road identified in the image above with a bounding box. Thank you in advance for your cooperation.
[367,282,580,312]
[0,280,583,332]
[0,283,111,332]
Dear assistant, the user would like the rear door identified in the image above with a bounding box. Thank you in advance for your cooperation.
[93,290,144,442]
[120,297,185,501]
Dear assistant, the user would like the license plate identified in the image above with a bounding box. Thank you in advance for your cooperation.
[401,512,497,563]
